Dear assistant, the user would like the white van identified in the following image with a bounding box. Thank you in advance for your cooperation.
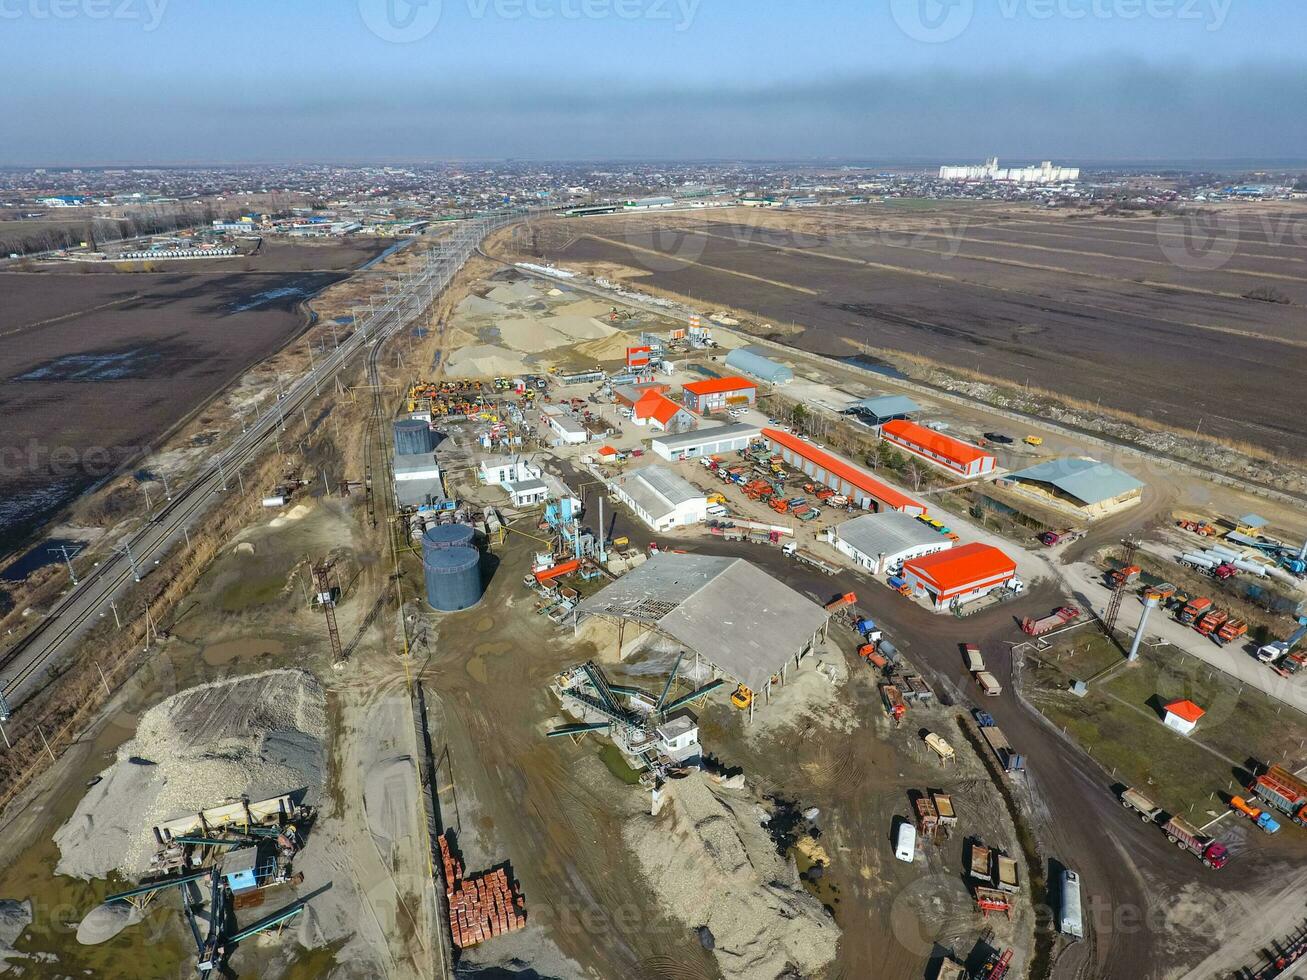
[894,821,916,863]
[706,503,728,517]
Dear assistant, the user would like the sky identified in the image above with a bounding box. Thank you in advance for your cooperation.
[0,0,1303,165]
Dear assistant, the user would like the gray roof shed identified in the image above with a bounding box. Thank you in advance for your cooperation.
[573,554,829,693]
[1007,458,1143,506]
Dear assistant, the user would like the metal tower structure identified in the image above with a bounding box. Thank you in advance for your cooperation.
[312,561,343,666]
[1102,538,1139,640]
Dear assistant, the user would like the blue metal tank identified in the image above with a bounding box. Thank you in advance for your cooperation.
[422,545,482,611]
[393,418,435,456]
[421,523,475,551]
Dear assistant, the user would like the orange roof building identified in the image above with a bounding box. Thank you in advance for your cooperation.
[681,376,758,414]
[633,390,696,433]
[1163,699,1205,735]
[763,428,926,516]
[880,420,996,478]
[901,543,1019,609]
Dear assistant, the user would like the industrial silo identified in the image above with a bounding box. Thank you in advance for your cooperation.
[421,522,475,551]
[422,546,483,612]
[393,418,435,456]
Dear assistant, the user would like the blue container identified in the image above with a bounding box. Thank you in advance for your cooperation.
[422,523,475,551]
[393,419,435,456]
[422,545,482,612]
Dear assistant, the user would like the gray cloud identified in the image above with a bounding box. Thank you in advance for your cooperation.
[2,58,1304,164]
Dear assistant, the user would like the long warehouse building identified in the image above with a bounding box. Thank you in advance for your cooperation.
[651,422,762,462]
[763,428,926,516]
[879,420,996,478]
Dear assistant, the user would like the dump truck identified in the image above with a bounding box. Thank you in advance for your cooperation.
[824,591,857,613]
[995,853,1020,894]
[1119,787,1164,822]
[1161,815,1230,868]
[975,671,1003,697]
[1178,597,1213,625]
[1109,565,1142,588]
[887,575,914,597]
[880,684,907,723]
[964,643,985,673]
[1196,609,1229,636]
[1249,765,1307,826]
[967,841,993,882]
[1230,796,1281,834]
[980,726,1024,774]
[1021,606,1080,636]
[1215,620,1248,646]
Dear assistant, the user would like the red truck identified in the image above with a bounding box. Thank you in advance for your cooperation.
[1178,597,1213,625]
[1196,609,1229,636]
[1161,815,1230,869]
[1215,620,1248,646]
[1250,765,1307,826]
[1021,606,1080,636]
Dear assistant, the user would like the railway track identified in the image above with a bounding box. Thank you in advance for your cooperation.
[0,209,527,715]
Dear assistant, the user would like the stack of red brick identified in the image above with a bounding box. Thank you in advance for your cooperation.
[439,832,526,948]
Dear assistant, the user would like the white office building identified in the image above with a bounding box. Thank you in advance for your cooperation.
[938,158,1079,184]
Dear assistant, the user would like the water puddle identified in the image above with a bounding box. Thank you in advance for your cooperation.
[201,636,287,666]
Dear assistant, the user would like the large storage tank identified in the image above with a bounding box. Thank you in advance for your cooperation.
[423,545,482,611]
[422,523,475,551]
[393,418,435,456]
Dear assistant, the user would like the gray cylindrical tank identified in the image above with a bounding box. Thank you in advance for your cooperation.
[423,546,483,612]
[422,523,475,551]
[393,418,435,456]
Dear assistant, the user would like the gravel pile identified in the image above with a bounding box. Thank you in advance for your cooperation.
[76,901,143,945]
[625,773,838,980]
[55,669,326,880]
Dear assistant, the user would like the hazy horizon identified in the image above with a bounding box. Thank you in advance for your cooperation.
[2,0,1304,165]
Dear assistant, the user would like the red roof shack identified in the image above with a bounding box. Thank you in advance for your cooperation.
[681,376,758,414]
[901,543,1018,609]
[1163,699,1206,736]
[763,428,926,515]
[880,420,996,478]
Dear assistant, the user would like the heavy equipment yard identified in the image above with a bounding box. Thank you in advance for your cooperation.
[3,207,1307,980]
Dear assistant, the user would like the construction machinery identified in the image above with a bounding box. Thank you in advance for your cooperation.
[1258,620,1307,672]
[1230,796,1281,834]
[1177,518,1219,537]
[1108,565,1142,588]
[730,685,753,710]
[1249,765,1307,827]
[1178,596,1213,625]
[1215,619,1248,646]
[1023,435,1044,447]
[1021,606,1080,636]
[1161,815,1230,869]
[1195,608,1229,637]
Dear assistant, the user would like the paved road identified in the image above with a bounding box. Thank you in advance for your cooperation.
[0,211,524,716]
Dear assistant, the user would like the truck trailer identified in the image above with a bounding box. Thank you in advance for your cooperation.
[1249,765,1307,826]
[1161,815,1229,868]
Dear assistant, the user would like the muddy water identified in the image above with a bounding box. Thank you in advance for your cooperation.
[202,636,287,666]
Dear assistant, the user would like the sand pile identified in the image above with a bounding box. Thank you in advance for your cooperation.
[625,774,838,979]
[0,899,32,973]
[76,901,143,945]
[55,669,327,880]
[444,345,532,378]
[573,332,639,362]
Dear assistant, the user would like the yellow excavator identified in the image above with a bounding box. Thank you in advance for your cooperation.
[730,685,753,710]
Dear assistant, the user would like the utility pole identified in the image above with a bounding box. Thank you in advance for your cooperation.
[109,598,121,629]
[50,544,81,585]
[118,542,143,582]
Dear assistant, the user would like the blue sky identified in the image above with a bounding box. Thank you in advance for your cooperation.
[1,0,1302,163]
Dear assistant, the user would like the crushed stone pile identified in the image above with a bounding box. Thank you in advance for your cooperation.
[625,773,838,980]
[55,669,327,880]
[76,901,143,945]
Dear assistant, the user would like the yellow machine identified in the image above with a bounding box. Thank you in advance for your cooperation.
[1024,435,1044,447]
[730,685,753,710]
[707,493,727,506]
